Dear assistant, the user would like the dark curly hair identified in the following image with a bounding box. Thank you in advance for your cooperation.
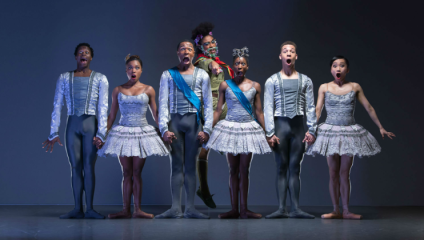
[74,43,94,57]
[330,55,349,68]
[125,54,143,67]
[191,22,215,54]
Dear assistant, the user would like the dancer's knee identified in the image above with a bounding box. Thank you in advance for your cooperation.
[229,165,239,176]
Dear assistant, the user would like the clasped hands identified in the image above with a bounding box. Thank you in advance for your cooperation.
[93,137,104,149]
[162,131,209,145]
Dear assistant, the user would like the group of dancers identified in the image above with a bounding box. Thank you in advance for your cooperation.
[42,22,395,220]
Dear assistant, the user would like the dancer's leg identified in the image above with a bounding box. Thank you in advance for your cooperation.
[196,148,216,208]
[81,116,104,219]
[219,154,240,219]
[266,117,290,219]
[108,156,133,219]
[340,155,361,219]
[182,114,208,219]
[239,153,261,219]
[155,114,184,219]
[60,116,84,219]
[321,155,343,219]
[287,117,314,219]
[132,157,153,219]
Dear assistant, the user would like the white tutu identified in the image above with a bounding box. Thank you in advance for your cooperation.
[97,124,169,158]
[205,120,271,155]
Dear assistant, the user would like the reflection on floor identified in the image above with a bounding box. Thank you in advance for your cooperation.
[0,205,423,240]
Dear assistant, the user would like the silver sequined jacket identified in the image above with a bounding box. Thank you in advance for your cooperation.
[158,67,213,136]
[264,72,317,137]
[48,71,109,141]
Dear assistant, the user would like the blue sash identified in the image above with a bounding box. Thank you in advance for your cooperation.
[168,67,203,124]
[225,79,258,123]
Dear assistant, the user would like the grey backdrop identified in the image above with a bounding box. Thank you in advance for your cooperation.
[0,0,422,206]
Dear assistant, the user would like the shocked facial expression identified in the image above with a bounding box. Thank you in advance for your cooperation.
[177,42,195,65]
[126,60,142,81]
[233,57,249,78]
[279,45,298,67]
[200,35,218,58]
[75,46,92,67]
[331,59,349,80]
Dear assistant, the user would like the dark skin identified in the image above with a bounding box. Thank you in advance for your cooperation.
[162,42,210,145]
[42,46,103,152]
[266,44,315,148]
[214,57,264,219]
[199,35,222,75]
[96,60,157,219]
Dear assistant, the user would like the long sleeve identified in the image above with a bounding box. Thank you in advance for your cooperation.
[201,72,213,135]
[196,58,214,73]
[96,75,109,141]
[158,72,170,137]
[48,74,65,140]
[264,78,275,137]
[305,78,317,137]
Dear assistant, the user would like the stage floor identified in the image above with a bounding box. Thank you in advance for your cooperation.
[0,205,423,239]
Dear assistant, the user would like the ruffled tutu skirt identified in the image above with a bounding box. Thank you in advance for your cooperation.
[306,123,381,157]
[205,120,271,155]
[97,124,169,158]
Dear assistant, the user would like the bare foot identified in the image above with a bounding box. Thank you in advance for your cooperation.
[343,211,362,220]
[108,210,132,219]
[132,209,154,219]
[240,210,262,219]
[321,211,342,219]
[218,210,240,219]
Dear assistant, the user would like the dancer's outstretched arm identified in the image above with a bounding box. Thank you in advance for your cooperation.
[354,83,395,139]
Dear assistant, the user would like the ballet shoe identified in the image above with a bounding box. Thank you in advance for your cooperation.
[343,211,362,220]
[240,210,262,219]
[321,211,342,219]
[108,210,132,219]
[132,209,154,219]
[265,209,289,219]
[196,188,217,209]
[218,210,240,219]
[155,208,183,219]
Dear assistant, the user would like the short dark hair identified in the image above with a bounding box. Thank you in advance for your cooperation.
[125,55,143,67]
[177,40,194,50]
[74,43,94,57]
[280,41,297,51]
[330,56,349,68]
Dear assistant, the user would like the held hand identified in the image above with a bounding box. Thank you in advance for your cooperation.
[93,137,104,149]
[302,132,316,145]
[266,135,280,148]
[380,128,396,140]
[197,131,210,144]
[163,131,177,144]
[42,137,63,153]
[210,61,222,75]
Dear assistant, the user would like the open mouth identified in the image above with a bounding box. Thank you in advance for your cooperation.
[237,71,244,77]
[131,74,136,79]
[336,73,341,79]
[286,59,292,64]
[183,57,190,63]
[80,58,87,63]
